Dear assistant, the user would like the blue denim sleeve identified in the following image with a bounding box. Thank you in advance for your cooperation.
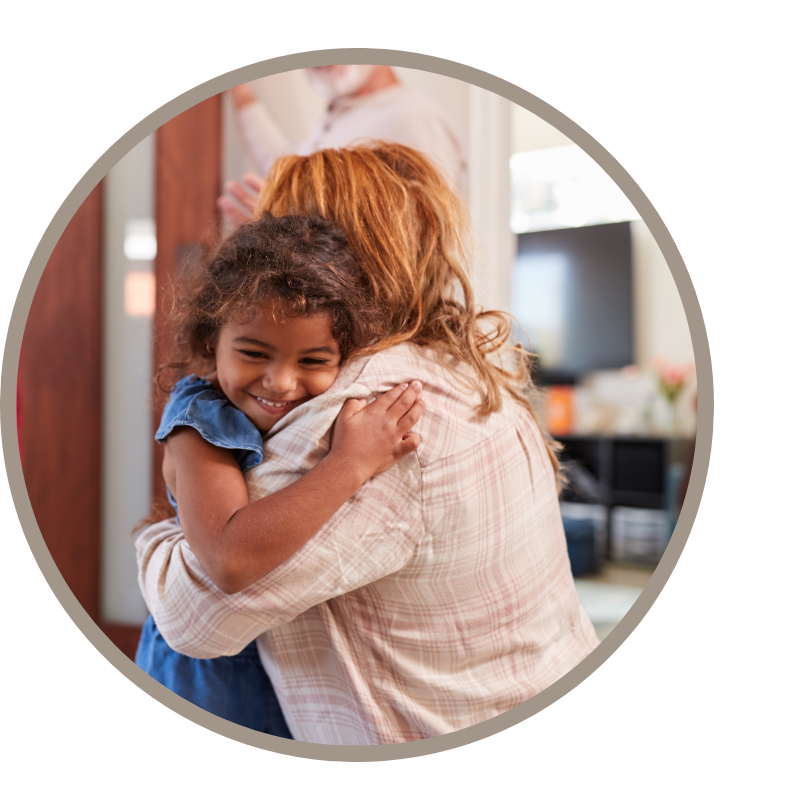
[156,376,263,473]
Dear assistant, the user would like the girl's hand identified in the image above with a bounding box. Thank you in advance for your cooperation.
[331,381,425,482]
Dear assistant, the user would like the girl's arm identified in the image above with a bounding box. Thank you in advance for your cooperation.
[165,381,424,594]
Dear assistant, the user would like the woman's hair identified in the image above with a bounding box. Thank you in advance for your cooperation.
[158,212,382,389]
[256,142,560,478]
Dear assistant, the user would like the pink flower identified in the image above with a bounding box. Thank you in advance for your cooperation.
[653,358,695,404]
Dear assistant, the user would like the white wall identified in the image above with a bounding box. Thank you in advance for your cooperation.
[512,103,573,152]
[467,86,514,314]
[101,135,154,624]
[631,219,694,366]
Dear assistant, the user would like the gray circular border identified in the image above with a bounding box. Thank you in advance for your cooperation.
[2,48,712,762]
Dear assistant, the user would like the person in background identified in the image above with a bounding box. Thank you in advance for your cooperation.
[218,65,466,228]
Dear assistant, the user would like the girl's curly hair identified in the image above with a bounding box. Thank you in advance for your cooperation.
[157,212,382,392]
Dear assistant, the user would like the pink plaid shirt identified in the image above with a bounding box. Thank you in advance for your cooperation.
[135,343,598,744]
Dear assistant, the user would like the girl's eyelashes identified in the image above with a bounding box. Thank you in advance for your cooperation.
[236,350,332,367]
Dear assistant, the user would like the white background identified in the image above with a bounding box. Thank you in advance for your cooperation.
[2,2,807,807]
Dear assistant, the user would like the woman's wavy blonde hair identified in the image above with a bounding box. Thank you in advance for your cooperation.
[256,142,560,478]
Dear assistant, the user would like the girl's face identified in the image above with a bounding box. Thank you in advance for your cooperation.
[214,299,342,432]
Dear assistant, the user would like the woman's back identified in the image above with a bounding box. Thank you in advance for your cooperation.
[252,342,599,743]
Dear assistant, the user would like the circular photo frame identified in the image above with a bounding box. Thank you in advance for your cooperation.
[2,48,713,761]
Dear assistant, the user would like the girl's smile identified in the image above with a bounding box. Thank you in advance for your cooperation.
[252,395,307,412]
[214,300,342,433]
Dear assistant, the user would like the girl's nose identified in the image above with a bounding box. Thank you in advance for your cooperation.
[263,367,295,394]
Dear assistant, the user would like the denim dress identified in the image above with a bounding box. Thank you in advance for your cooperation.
[135,376,292,738]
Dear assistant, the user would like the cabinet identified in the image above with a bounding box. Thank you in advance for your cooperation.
[555,434,691,562]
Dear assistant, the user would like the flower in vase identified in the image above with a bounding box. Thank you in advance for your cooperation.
[653,357,695,404]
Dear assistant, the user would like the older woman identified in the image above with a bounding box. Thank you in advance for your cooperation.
[135,142,598,745]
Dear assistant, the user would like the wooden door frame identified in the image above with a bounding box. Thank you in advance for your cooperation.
[153,95,223,501]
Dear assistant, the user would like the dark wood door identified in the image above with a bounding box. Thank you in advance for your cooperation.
[19,184,104,624]
[18,95,223,661]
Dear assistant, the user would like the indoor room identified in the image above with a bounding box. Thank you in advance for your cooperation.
[19,64,697,656]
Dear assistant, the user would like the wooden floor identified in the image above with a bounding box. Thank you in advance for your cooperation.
[580,561,655,589]
[575,562,655,640]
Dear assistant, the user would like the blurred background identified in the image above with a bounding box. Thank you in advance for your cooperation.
[18,66,697,657]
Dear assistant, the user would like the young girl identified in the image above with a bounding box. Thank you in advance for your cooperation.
[135,212,424,737]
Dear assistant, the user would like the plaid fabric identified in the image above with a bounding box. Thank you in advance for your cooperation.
[135,343,598,744]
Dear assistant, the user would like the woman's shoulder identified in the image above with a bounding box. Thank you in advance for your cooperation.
[358,342,452,383]
[359,342,493,402]
[357,343,528,465]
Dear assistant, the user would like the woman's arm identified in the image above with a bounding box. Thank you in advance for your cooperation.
[167,382,424,594]
[229,85,290,175]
